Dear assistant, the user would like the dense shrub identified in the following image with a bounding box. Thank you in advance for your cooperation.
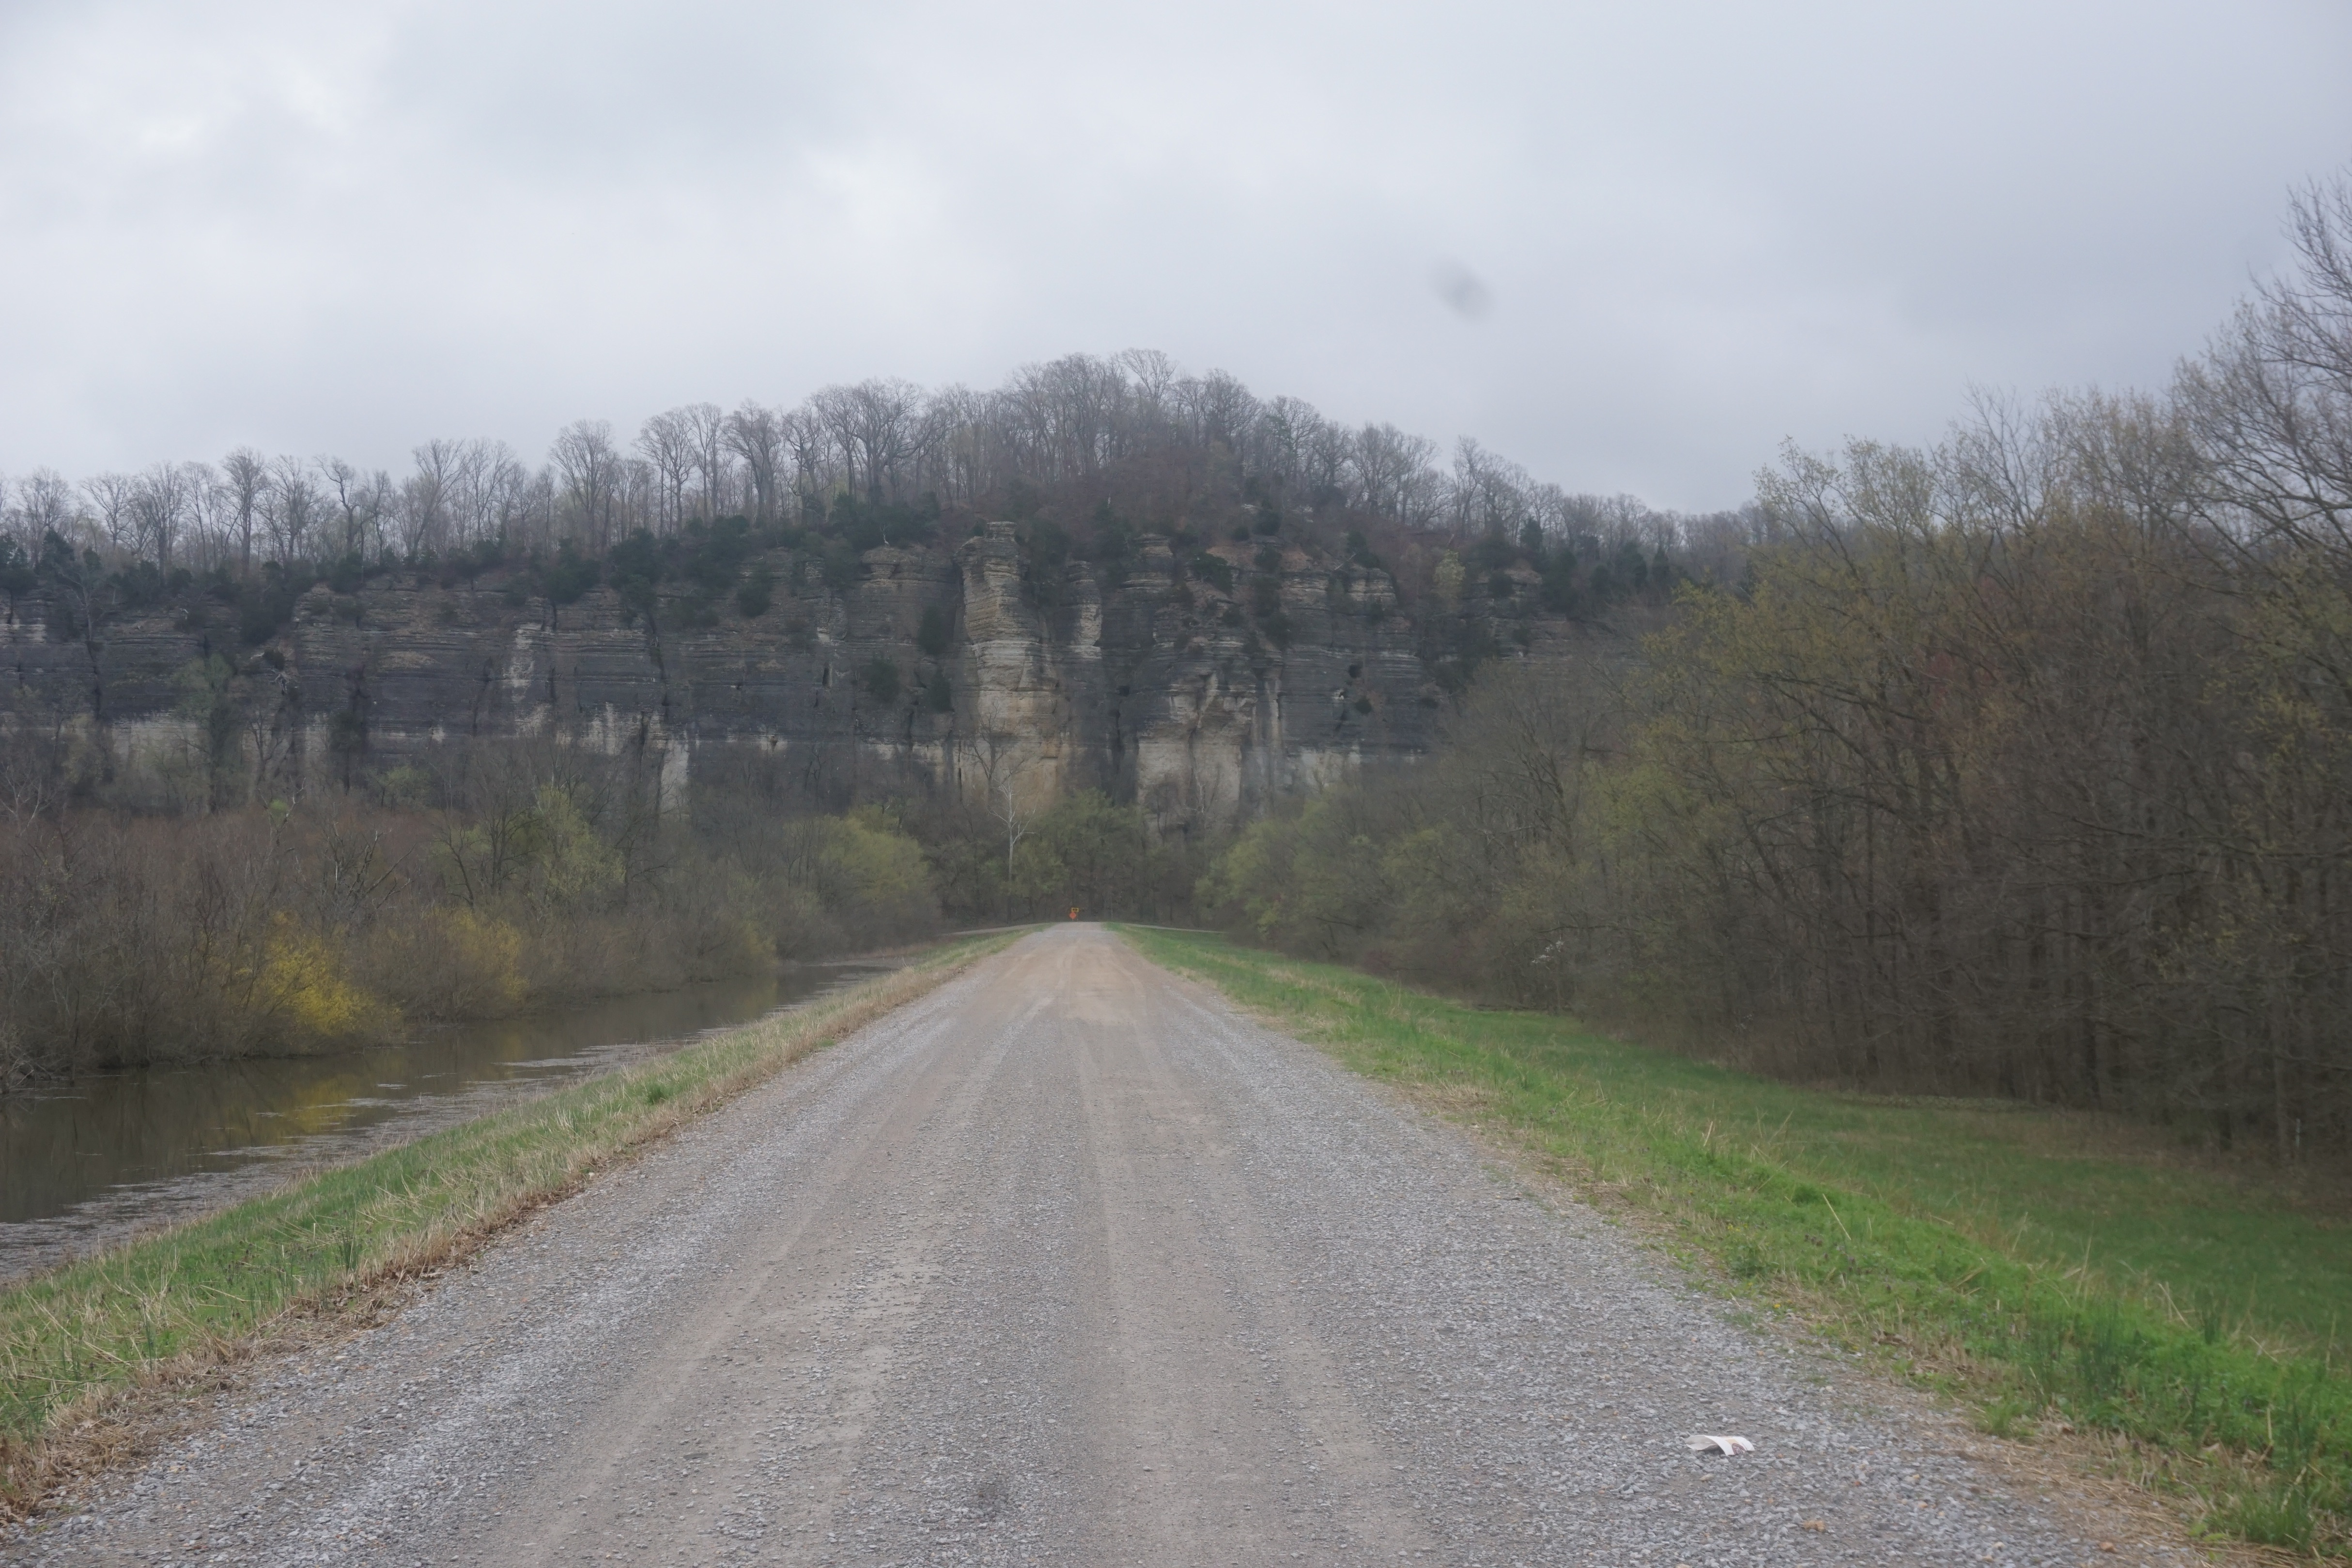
[0,744,943,1084]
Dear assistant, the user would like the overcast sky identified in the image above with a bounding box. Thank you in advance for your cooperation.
[4,0,2348,511]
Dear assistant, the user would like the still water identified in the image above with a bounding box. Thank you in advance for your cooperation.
[0,962,890,1281]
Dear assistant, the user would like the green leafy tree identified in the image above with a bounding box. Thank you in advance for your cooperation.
[606,530,664,623]
[544,542,601,606]
[1013,790,1149,917]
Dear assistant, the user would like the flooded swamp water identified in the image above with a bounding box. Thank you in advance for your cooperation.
[0,960,893,1282]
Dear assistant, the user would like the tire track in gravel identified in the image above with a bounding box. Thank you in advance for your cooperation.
[10,926,2192,1567]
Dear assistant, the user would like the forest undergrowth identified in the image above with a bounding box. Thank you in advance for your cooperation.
[0,723,1191,1089]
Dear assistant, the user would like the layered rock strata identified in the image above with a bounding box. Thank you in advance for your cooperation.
[0,523,1572,835]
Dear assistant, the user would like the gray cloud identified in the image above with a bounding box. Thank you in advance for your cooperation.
[3,0,2348,508]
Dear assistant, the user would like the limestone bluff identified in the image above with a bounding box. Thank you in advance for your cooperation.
[0,521,1571,835]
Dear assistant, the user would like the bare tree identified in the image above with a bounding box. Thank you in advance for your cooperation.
[635,410,696,533]
[266,456,324,563]
[1118,347,1178,410]
[128,461,206,568]
[319,458,392,561]
[406,440,468,557]
[179,469,227,571]
[681,401,730,522]
[81,473,138,555]
[480,448,541,549]
[2180,174,2352,579]
[1001,356,1129,482]
[1449,437,1532,541]
[432,438,526,550]
[917,385,994,510]
[778,405,833,518]
[552,420,626,551]
[620,456,661,538]
[967,733,1046,874]
[724,401,785,525]
[9,469,77,544]
[1179,369,1260,458]
[812,379,923,505]
[807,386,865,503]
[1350,423,1438,521]
[221,449,271,577]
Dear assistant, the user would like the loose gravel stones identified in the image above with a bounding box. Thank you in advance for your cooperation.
[7,927,2188,1566]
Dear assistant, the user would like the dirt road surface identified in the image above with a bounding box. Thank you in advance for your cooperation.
[13,927,2178,1566]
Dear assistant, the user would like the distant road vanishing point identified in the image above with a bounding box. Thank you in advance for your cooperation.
[20,927,2165,1565]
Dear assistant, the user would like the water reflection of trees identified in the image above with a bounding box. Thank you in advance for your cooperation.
[0,968,837,1245]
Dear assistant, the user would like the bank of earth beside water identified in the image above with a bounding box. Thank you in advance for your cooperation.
[0,931,1021,1519]
[0,961,903,1281]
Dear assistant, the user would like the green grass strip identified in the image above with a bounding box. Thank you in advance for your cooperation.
[0,931,1017,1514]
[1121,925,2350,1556]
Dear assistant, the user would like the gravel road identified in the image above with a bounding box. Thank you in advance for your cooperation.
[12,926,2181,1566]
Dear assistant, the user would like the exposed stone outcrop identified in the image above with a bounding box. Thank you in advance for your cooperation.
[0,525,1574,834]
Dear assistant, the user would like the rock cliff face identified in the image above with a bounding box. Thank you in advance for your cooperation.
[0,523,1573,834]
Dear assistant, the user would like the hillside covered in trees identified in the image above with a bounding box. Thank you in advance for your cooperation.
[0,349,1729,823]
[1203,178,2352,1162]
[0,356,1723,1086]
[11,165,2350,1163]
[0,349,1730,625]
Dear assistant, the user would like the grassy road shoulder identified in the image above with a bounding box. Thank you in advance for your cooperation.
[1121,926,2349,1557]
[0,930,1021,1518]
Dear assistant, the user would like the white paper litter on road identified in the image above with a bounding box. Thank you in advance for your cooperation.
[1685,1434,1755,1455]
